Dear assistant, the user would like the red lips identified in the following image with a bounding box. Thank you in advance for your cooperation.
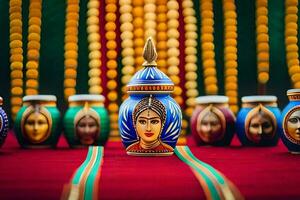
[145,132,154,137]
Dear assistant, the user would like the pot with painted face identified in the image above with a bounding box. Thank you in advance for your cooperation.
[236,96,280,146]
[0,97,9,147]
[191,95,235,146]
[280,89,300,153]
[63,94,110,147]
[119,38,182,156]
[14,95,61,148]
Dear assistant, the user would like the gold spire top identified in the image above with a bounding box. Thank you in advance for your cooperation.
[0,97,2,105]
[142,37,157,67]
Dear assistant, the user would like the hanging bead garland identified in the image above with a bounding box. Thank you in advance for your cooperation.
[201,0,218,95]
[25,0,42,96]
[132,0,145,72]
[285,0,300,88]
[156,0,168,74]
[119,0,135,100]
[9,0,23,120]
[87,0,102,95]
[64,0,80,100]
[167,0,182,105]
[223,0,238,113]
[144,0,156,41]
[182,0,199,117]
[256,0,270,87]
[105,0,119,138]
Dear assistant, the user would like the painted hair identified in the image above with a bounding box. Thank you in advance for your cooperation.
[133,96,166,126]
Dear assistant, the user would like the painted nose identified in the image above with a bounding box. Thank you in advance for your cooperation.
[33,123,39,131]
[146,121,151,131]
[257,126,263,135]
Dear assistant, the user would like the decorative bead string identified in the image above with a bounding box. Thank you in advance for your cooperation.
[25,0,42,96]
[9,0,23,119]
[167,0,182,105]
[64,0,80,100]
[87,0,102,94]
[156,0,168,74]
[285,0,300,88]
[256,0,270,89]
[119,0,135,100]
[144,0,156,41]
[182,0,199,117]
[200,0,218,95]
[223,0,238,113]
[132,0,145,72]
[105,0,119,138]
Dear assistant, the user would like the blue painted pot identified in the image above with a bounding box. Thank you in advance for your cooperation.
[280,89,300,153]
[119,38,182,156]
[236,96,280,146]
[0,97,9,147]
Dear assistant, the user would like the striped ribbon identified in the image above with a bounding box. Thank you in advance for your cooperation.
[175,146,243,200]
[67,146,104,200]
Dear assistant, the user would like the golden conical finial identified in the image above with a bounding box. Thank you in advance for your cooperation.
[142,37,157,67]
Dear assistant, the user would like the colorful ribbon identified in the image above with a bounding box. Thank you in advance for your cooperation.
[66,146,104,200]
[175,146,243,200]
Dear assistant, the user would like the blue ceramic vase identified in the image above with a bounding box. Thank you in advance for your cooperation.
[119,38,182,156]
[280,89,300,153]
[236,96,280,146]
[0,97,9,147]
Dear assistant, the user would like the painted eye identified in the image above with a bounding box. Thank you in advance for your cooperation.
[138,120,146,125]
[250,123,260,128]
[289,117,299,124]
[151,119,159,124]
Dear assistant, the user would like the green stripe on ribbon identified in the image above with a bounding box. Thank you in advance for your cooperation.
[175,146,242,200]
[175,146,222,200]
[72,146,95,184]
[69,146,104,200]
[84,147,104,200]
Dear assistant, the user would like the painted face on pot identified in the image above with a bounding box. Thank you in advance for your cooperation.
[24,112,49,143]
[246,112,274,143]
[76,115,99,145]
[287,110,300,141]
[197,111,223,143]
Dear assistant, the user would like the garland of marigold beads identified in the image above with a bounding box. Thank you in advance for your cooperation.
[223,0,238,113]
[167,0,182,105]
[105,0,119,138]
[64,0,80,100]
[9,0,23,119]
[201,0,218,95]
[119,0,135,100]
[156,0,168,75]
[285,0,300,88]
[182,0,199,117]
[144,0,156,41]
[87,0,102,95]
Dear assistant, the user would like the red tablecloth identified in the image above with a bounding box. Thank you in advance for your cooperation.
[0,132,300,200]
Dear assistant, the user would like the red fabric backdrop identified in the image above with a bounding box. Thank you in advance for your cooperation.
[1,131,300,200]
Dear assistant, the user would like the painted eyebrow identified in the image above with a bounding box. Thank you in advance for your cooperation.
[138,117,160,120]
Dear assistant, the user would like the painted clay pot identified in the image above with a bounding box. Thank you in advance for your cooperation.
[280,89,300,153]
[191,95,235,146]
[64,94,110,147]
[0,97,9,147]
[119,38,182,156]
[236,96,280,146]
[14,95,61,148]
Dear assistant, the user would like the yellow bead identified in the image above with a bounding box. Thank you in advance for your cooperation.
[170,75,180,84]
[107,60,117,69]
[108,91,118,101]
[106,40,117,49]
[88,50,101,60]
[206,85,218,94]
[185,71,197,80]
[64,78,76,87]
[26,69,38,79]
[204,76,217,85]
[107,69,117,79]
[203,68,216,77]
[186,89,198,97]
[225,76,237,83]
[11,79,23,87]
[65,68,77,78]
[258,72,269,83]
[88,68,101,77]
[27,49,39,60]
[65,58,77,68]
[108,103,119,112]
[10,61,23,70]
[88,77,101,86]
[167,57,180,66]
[89,59,101,68]
[106,31,116,40]
[107,80,117,90]
[89,86,103,94]
[10,70,23,79]
[107,50,117,59]
[167,0,179,10]
[225,60,237,68]
[225,68,238,76]
[11,96,23,105]
[26,61,39,69]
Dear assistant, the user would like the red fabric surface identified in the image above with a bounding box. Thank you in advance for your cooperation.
[1,131,300,199]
